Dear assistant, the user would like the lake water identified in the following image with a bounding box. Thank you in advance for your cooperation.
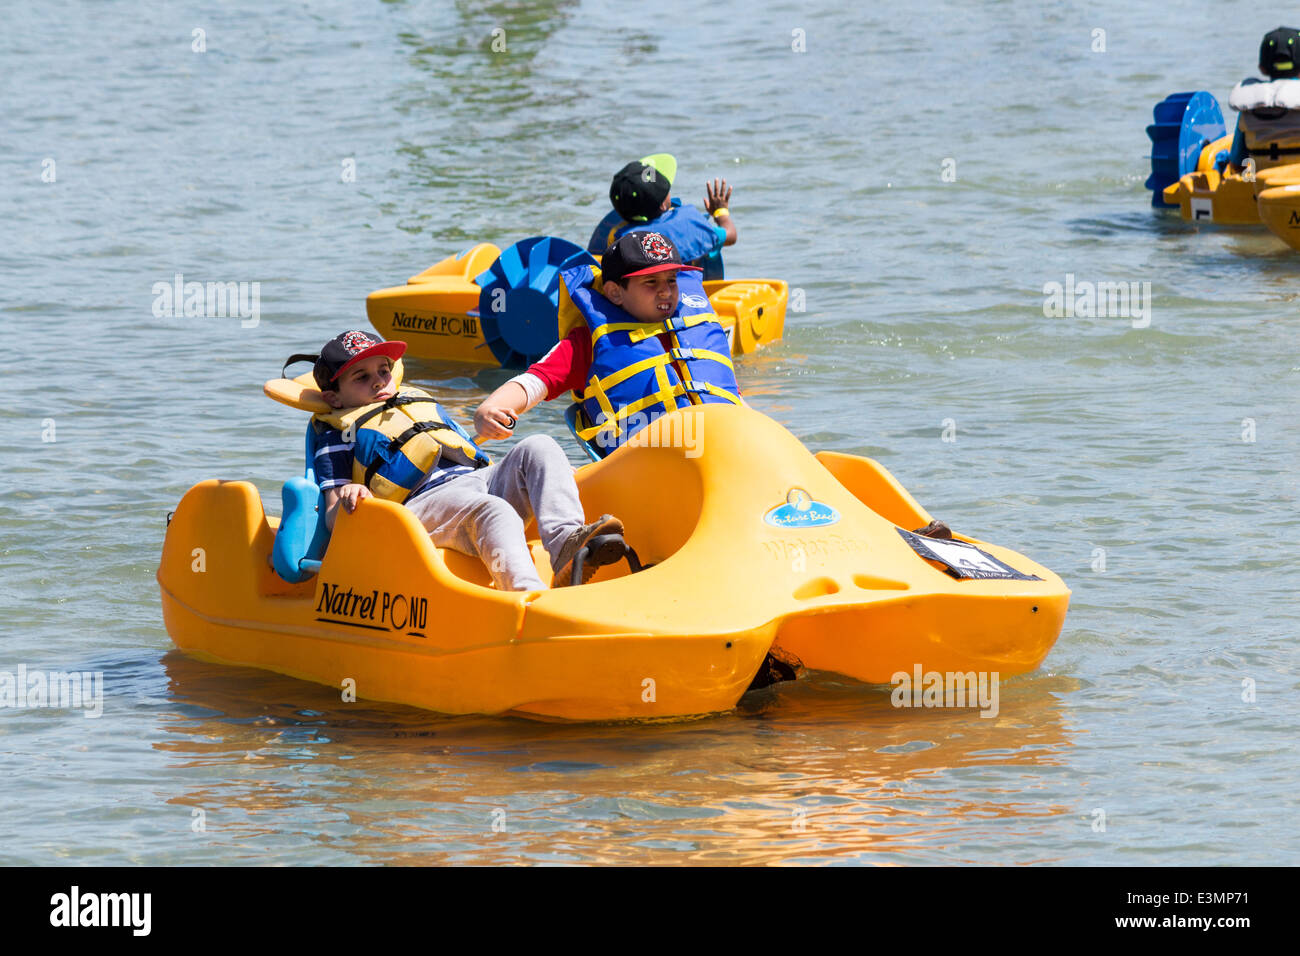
[2,0,1297,865]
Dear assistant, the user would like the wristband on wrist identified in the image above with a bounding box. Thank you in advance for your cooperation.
[711,207,730,219]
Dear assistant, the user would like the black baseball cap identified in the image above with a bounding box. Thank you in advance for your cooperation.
[610,159,672,222]
[313,331,405,390]
[600,231,702,285]
[1260,27,1300,78]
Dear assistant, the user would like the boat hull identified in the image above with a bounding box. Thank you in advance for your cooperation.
[158,406,1069,720]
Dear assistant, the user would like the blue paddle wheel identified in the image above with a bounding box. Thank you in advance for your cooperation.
[475,236,597,369]
[1146,91,1226,207]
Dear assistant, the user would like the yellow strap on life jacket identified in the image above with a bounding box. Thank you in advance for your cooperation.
[580,368,679,440]
[668,346,734,369]
[688,381,745,405]
[575,390,670,441]
[575,372,743,442]
[591,352,672,392]
[585,347,733,407]
[589,310,718,345]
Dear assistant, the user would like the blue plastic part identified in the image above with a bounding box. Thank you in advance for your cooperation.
[272,476,329,582]
[1145,91,1226,207]
[271,424,332,583]
[563,403,606,463]
[1214,149,1230,172]
[701,247,725,281]
[474,236,598,369]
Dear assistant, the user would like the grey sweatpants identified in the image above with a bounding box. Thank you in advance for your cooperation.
[404,434,584,591]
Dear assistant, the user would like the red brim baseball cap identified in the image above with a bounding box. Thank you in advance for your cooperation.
[314,331,406,389]
[622,262,703,279]
[601,231,702,284]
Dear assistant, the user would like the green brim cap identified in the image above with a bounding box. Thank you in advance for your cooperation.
[638,153,677,187]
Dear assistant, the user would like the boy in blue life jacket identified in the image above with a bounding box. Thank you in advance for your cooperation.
[475,232,955,541]
[476,231,743,453]
[1227,26,1300,173]
[309,330,625,590]
[586,153,737,280]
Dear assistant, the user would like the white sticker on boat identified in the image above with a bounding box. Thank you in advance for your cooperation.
[898,529,1041,581]
[1190,197,1213,222]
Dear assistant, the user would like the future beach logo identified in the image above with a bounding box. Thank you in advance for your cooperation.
[763,488,840,528]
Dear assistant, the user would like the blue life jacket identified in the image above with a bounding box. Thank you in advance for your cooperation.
[313,387,489,502]
[588,200,726,279]
[558,263,742,454]
[587,208,625,254]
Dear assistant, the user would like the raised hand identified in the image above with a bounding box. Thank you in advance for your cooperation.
[704,178,733,215]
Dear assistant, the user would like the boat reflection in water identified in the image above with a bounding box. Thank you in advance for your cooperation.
[159,651,1078,865]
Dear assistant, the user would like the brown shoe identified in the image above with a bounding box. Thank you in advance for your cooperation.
[913,519,953,539]
[745,646,805,692]
[551,514,626,587]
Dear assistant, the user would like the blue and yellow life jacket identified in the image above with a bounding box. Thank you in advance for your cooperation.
[313,386,489,502]
[558,263,742,453]
[589,200,726,279]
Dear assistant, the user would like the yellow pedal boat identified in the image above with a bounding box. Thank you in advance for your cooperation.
[1162,153,1300,249]
[366,237,787,368]
[158,387,1068,721]
[1149,90,1300,248]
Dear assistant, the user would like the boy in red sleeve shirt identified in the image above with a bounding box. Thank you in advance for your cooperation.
[473,232,730,442]
[474,234,953,541]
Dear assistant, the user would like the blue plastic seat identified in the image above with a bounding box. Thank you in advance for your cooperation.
[271,423,332,583]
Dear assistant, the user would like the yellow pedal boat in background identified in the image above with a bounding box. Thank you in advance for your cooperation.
[366,236,788,368]
[157,376,1069,722]
[1148,90,1300,249]
[1159,143,1300,241]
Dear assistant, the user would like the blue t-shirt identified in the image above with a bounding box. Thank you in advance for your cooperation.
[588,200,727,279]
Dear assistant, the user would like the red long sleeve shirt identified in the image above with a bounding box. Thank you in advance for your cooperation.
[525,327,592,399]
[526,326,678,400]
